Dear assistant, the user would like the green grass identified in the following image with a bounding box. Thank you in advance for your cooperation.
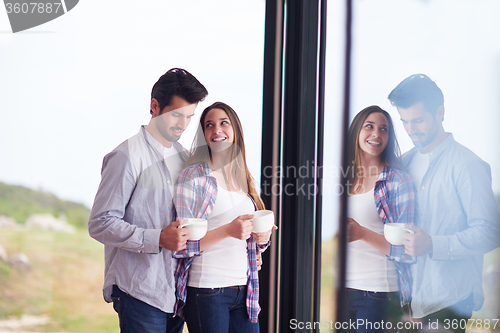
[1,229,498,332]
[320,237,337,325]
[0,182,90,228]
[0,228,117,332]
[0,262,12,277]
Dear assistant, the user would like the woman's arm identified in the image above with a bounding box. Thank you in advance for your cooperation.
[172,167,205,258]
[347,217,391,256]
[199,214,254,251]
[387,170,417,263]
[252,225,278,246]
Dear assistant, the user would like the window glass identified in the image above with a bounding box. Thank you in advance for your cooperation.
[0,1,265,331]
[322,0,500,330]
[320,0,346,326]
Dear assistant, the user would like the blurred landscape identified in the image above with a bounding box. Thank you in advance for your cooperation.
[0,229,116,332]
[0,182,498,332]
[0,182,117,332]
[0,182,90,229]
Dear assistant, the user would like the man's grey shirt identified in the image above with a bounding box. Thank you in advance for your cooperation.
[88,126,186,313]
[403,133,500,318]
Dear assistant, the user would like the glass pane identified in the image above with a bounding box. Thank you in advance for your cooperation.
[320,0,347,329]
[0,1,265,331]
[322,0,500,331]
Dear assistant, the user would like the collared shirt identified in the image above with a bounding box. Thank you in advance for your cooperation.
[374,166,417,306]
[172,162,267,323]
[88,126,186,313]
[402,133,500,318]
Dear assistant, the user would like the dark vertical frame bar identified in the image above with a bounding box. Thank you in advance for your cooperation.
[261,0,325,331]
[260,0,284,332]
[313,0,328,331]
[336,0,352,330]
[279,0,320,331]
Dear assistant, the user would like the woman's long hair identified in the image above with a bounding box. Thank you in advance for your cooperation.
[346,105,403,194]
[184,102,265,210]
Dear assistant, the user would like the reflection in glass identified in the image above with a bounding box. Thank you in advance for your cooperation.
[322,0,500,331]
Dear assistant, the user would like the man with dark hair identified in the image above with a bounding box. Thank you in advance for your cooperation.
[150,68,210,115]
[89,68,208,333]
[388,74,500,332]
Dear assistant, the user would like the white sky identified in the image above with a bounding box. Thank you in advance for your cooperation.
[0,0,266,208]
[1,0,499,240]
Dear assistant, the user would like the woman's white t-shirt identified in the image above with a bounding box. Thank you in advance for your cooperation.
[188,187,253,288]
[346,188,399,292]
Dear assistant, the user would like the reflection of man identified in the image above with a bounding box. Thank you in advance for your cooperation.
[388,74,500,332]
[88,68,208,333]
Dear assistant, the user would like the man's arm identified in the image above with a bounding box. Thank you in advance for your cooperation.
[88,150,187,253]
[404,159,500,259]
[430,158,500,260]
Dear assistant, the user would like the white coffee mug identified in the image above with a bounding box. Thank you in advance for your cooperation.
[384,223,414,245]
[178,218,208,240]
[251,210,275,233]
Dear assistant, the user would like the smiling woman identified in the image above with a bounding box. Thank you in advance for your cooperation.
[357,112,389,162]
[343,105,416,331]
[203,107,235,154]
[173,101,271,333]
[0,1,266,332]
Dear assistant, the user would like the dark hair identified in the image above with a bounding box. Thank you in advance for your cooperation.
[185,102,265,210]
[347,105,402,194]
[150,68,208,115]
[388,74,444,115]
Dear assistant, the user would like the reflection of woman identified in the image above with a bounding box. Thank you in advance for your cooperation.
[345,106,416,332]
[173,102,273,333]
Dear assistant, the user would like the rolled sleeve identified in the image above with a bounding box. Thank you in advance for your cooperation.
[172,240,201,258]
[256,240,271,253]
[389,244,405,259]
[384,170,416,264]
[429,235,449,260]
[144,228,162,254]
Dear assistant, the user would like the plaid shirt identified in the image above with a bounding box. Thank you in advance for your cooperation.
[172,162,268,323]
[374,166,416,306]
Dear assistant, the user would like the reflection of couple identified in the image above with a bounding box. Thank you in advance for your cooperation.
[89,69,274,333]
[345,74,500,332]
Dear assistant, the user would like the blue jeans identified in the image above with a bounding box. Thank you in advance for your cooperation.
[184,286,259,333]
[111,285,184,333]
[344,288,401,333]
